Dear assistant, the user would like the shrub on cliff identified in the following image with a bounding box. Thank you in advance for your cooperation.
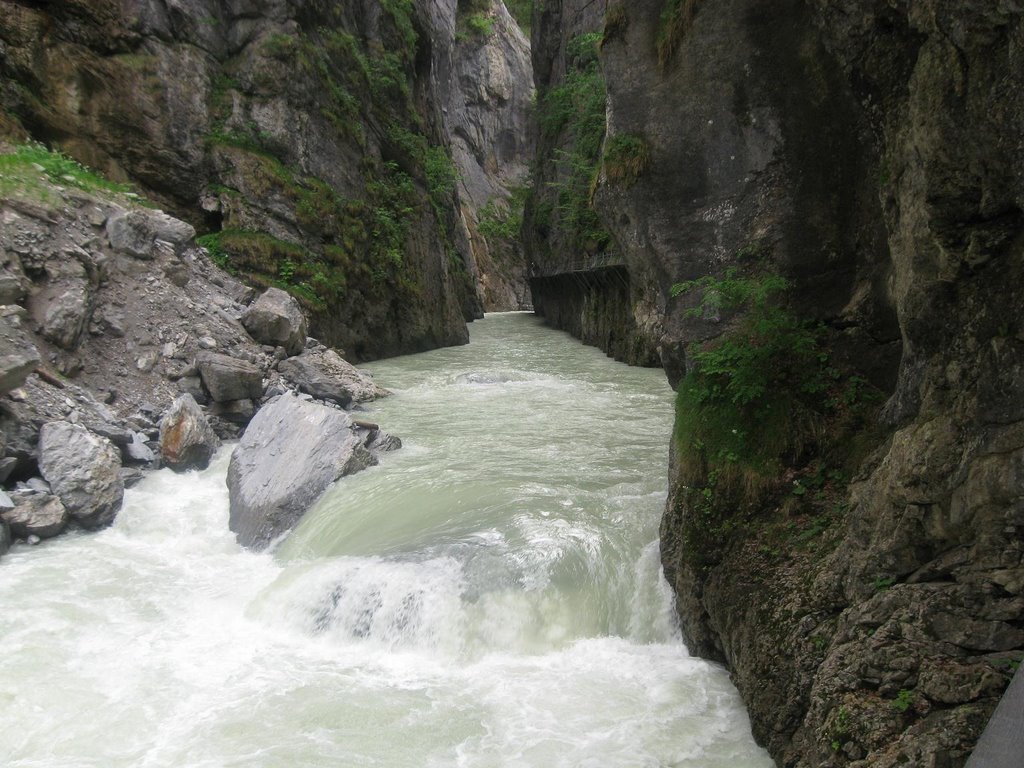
[671,268,881,562]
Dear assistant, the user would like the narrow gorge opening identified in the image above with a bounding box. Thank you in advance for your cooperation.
[2,0,1022,766]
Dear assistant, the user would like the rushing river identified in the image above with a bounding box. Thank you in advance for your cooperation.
[1,312,771,767]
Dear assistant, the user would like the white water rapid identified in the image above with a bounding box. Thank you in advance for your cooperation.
[1,312,772,767]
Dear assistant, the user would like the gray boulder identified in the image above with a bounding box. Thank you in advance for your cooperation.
[158,394,220,471]
[241,287,307,356]
[0,313,41,395]
[38,421,124,530]
[30,277,92,350]
[106,208,196,259]
[0,518,9,557]
[124,432,156,464]
[278,348,389,407]
[227,392,376,550]
[195,351,263,402]
[2,493,69,539]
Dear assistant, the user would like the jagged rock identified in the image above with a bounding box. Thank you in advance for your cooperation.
[30,276,93,350]
[124,432,156,464]
[227,392,377,550]
[0,272,26,304]
[0,313,41,395]
[366,428,403,454]
[0,457,17,483]
[2,493,69,539]
[209,398,255,425]
[38,421,123,530]
[120,467,146,488]
[105,208,195,259]
[195,351,263,403]
[0,518,9,557]
[158,393,220,472]
[277,348,389,406]
[240,287,307,356]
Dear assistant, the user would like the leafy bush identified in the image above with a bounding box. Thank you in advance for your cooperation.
[672,270,828,490]
[535,32,610,252]
[477,185,528,243]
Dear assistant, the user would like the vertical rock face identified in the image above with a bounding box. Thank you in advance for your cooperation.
[430,0,534,311]
[534,0,1024,765]
[0,0,486,361]
[523,0,662,365]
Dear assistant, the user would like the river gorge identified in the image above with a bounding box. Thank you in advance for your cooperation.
[1,314,771,767]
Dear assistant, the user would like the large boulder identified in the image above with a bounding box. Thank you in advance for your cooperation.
[227,392,376,550]
[241,287,307,356]
[159,394,220,471]
[277,348,389,407]
[2,493,68,539]
[105,208,196,259]
[195,351,263,402]
[38,421,124,530]
[0,312,40,395]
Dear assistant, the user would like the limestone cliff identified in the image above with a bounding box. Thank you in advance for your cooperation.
[0,0,498,360]
[431,0,534,311]
[533,0,1024,765]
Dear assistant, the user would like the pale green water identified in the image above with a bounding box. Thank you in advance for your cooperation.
[0,312,771,767]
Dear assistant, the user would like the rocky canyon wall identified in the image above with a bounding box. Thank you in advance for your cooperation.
[0,0,530,359]
[533,0,1024,765]
[523,0,661,364]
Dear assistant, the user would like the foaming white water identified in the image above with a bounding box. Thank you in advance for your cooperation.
[0,313,771,767]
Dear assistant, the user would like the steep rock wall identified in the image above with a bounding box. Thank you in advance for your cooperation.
[536,0,1024,765]
[535,0,1024,765]
[431,0,534,311]
[523,0,661,365]
[0,0,487,360]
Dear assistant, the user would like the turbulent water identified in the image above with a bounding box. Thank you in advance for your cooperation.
[1,312,771,767]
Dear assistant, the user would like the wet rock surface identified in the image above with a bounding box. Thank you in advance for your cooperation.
[226,392,375,551]
[2,493,68,539]
[38,421,123,530]
[158,394,220,472]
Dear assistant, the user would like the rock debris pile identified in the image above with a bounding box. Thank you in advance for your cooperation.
[0,171,398,556]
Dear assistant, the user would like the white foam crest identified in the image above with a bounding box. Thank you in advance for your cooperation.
[252,555,468,654]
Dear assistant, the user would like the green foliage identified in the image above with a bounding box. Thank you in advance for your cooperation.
[672,269,884,564]
[462,12,495,38]
[261,32,297,59]
[535,32,610,252]
[602,133,651,186]
[892,689,913,713]
[872,577,896,591]
[657,0,697,71]
[381,0,418,53]
[0,143,142,203]
[504,0,533,33]
[478,185,528,243]
[386,125,459,216]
